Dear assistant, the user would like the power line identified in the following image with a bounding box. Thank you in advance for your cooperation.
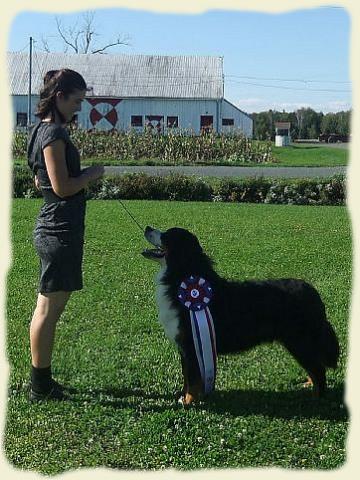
[33,45,51,54]
[11,52,351,85]
[87,78,351,93]
[19,50,351,94]
[226,74,351,84]
[32,70,349,85]
[14,42,30,53]
[226,79,351,93]
[47,72,349,93]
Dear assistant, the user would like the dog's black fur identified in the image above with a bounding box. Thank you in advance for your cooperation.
[143,226,340,405]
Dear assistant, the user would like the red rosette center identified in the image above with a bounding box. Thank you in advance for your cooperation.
[177,275,213,311]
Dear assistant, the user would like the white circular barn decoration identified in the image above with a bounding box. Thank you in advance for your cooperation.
[86,98,122,130]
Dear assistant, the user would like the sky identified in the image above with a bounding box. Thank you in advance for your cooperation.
[7,6,351,114]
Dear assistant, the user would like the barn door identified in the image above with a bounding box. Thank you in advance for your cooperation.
[200,115,213,133]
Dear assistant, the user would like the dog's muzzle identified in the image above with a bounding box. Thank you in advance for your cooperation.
[142,226,166,259]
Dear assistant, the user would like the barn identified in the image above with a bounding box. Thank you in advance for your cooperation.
[7,51,253,137]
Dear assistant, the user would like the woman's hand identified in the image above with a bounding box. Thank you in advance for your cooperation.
[83,165,105,181]
[34,175,40,190]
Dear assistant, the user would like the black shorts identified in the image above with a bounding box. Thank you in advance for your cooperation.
[34,230,84,293]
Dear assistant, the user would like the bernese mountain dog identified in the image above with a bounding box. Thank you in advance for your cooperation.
[142,226,339,406]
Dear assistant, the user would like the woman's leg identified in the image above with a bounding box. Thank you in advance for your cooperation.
[30,291,71,368]
[29,291,71,399]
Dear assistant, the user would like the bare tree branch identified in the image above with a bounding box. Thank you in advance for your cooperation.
[40,35,51,53]
[55,16,79,53]
[45,12,131,54]
[91,34,130,54]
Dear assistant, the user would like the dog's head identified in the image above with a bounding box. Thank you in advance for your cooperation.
[142,226,204,269]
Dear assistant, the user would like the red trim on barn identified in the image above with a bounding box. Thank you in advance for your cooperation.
[90,108,103,125]
[85,98,122,127]
[86,98,122,107]
[105,109,118,125]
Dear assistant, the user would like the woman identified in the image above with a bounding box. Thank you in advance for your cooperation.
[27,69,104,401]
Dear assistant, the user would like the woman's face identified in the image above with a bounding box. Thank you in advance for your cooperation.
[56,88,86,123]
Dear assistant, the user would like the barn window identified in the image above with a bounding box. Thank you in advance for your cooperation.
[131,115,143,127]
[222,118,234,126]
[167,116,178,128]
[17,112,27,127]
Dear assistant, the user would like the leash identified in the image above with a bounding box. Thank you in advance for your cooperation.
[117,199,144,234]
[118,200,217,394]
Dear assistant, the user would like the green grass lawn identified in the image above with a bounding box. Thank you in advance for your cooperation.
[5,199,351,474]
[271,144,348,167]
[14,143,348,168]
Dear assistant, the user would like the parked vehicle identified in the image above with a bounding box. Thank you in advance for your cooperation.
[319,133,349,143]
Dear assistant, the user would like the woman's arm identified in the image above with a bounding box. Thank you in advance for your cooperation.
[43,140,104,198]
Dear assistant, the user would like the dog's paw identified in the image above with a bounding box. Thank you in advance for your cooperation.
[178,392,199,406]
[175,390,185,401]
[178,395,195,407]
[177,395,186,406]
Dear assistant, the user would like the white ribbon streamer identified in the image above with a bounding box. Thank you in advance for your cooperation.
[190,307,217,394]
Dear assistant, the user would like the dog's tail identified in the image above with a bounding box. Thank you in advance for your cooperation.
[320,320,340,369]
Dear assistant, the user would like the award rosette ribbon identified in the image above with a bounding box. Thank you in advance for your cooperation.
[177,275,217,394]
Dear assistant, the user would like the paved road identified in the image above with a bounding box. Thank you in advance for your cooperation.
[295,141,349,150]
[104,165,346,178]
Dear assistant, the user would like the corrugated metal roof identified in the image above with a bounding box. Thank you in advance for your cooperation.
[7,52,223,99]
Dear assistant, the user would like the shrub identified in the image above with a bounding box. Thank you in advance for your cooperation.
[12,166,41,199]
[215,177,271,203]
[92,174,167,200]
[12,131,27,158]
[12,167,345,206]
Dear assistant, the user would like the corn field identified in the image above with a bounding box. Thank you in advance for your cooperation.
[13,128,275,164]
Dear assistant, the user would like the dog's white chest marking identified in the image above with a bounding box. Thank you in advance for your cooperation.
[155,267,180,344]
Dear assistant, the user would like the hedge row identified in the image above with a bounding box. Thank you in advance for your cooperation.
[13,128,275,164]
[13,167,346,206]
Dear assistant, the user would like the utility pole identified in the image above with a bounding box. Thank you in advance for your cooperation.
[27,36,33,128]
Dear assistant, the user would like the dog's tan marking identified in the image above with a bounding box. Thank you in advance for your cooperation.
[302,376,313,388]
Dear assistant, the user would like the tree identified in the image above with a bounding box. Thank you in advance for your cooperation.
[41,11,130,54]
[302,108,321,139]
[320,111,351,136]
[293,108,322,139]
[321,113,338,135]
[336,111,351,136]
[297,108,305,138]
[252,112,272,140]
[252,109,351,141]
[287,111,299,140]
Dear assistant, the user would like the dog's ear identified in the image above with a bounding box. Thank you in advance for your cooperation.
[164,230,207,272]
[163,228,203,255]
[188,234,203,255]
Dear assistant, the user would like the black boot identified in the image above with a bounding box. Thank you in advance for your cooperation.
[29,366,67,402]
